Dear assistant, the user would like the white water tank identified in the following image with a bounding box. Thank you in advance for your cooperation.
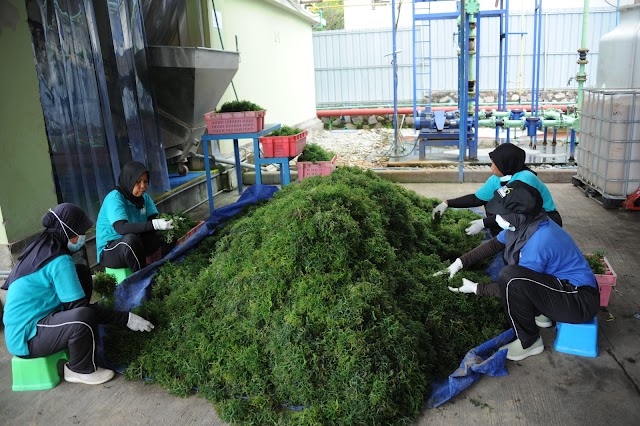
[595,4,640,89]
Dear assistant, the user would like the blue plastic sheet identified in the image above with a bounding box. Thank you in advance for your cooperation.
[427,328,515,408]
[113,184,279,311]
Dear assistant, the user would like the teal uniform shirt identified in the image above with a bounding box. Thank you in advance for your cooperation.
[95,190,158,262]
[475,170,557,213]
[3,255,85,356]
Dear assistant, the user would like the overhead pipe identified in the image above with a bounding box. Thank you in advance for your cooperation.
[316,104,570,117]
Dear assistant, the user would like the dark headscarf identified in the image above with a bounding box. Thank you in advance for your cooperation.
[486,181,547,265]
[116,161,149,209]
[2,203,93,289]
[489,143,536,179]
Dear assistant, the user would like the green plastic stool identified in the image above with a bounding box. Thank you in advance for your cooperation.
[12,350,69,391]
[105,267,133,284]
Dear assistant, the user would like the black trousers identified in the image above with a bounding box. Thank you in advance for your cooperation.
[497,265,600,349]
[24,267,128,373]
[100,231,162,271]
[27,305,128,373]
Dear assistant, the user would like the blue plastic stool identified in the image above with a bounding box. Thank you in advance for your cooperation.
[12,350,69,391]
[554,317,598,358]
[104,267,133,284]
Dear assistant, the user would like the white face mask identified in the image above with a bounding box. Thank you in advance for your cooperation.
[48,208,84,251]
[496,214,516,232]
[67,235,86,252]
[499,174,513,183]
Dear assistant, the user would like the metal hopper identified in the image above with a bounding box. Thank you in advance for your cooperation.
[147,46,239,174]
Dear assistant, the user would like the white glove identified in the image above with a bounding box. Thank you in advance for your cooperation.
[465,219,485,235]
[127,312,155,332]
[433,258,463,278]
[448,278,478,294]
[152,218,174,231]
[432,202,448,219]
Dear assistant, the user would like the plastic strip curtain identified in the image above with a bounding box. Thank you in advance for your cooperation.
[31,0,170,222]
[32,0,117,219]
[106,0,169,194]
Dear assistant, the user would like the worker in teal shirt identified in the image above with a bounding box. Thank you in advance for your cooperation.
[443,181,598,361]
[96,161,174,271]
[2,203,154,385]
[431,143,562,236]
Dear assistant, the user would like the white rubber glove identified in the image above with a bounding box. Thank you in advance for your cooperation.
[127,313,155,332]
[433,258,463,278]
[432,202,448,219]
[465,219,485,235]
[152,218,174,231]
[448,278,478,294]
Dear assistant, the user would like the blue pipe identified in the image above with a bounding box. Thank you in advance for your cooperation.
[412,0,417,120]
[531,0,539,116]
[392,0,398,150]
[459,2,469,182]
[535,1,543,115]
[474,14,480,159]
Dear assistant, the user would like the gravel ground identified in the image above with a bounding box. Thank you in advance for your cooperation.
[306,129,575,170]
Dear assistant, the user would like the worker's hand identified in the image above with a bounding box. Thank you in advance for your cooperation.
[152,218,174,231]
[127,313,155,332]
[465,219,485,235]
[448,278,478,294]
[432,202,448,219]
[433,258,463,278]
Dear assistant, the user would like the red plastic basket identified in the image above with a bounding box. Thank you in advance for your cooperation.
[204,110,265,134]
[296,155,337,181]
[260,131,308,158]
[176,221,205,246]
[595,256,617,307]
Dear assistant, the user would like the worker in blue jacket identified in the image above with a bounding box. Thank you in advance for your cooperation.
[96,161,174,271]
[2,203,154,385]
[431,143,562,237]
[442,181,599,361]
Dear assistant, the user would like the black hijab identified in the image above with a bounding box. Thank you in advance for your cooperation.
[2,203,93,289]
[489,143,536,179]
[116,161,149,209]
[486,181,547,265]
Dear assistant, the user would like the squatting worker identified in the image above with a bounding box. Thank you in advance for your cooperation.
[431,143,562,237]
[96,161,174,272]
[442,181,599,361]
[2,203,154,385]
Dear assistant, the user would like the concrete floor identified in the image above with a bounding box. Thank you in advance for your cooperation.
[1,181,639,425]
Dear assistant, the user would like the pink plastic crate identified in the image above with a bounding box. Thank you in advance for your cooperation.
[594,256,617,307]
[260,131,308,158]
[176,221,205,246]
[296,155,337,181]
[204,110,265,134]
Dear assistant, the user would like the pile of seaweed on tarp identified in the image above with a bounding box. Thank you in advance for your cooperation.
[104,167,510,425]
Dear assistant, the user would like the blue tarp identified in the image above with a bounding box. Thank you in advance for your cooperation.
[427,328,514,408]
[113,184,279,311]
[105,191,513,406]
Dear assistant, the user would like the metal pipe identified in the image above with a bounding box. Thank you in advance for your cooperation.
[317,104,570,117]
[577,0,590,108]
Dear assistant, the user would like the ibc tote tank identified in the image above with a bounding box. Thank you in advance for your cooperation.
[579,3,640,198]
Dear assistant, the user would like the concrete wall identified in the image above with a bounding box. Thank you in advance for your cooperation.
[0,0,58,269]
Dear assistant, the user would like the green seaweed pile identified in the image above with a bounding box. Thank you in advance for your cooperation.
[297,143,335,162]
[106,168,508,425]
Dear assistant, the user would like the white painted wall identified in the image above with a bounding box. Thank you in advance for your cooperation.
[344,0,624,30]
[208,0,319,128]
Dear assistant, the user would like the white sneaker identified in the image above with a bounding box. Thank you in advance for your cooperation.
[64,364,115,385]
[535,315,553,328]
[499,336,544,361]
